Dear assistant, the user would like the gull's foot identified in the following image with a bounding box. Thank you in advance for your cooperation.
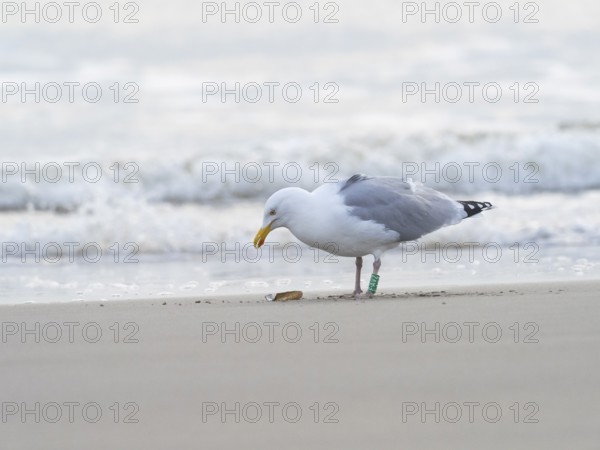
[340,290,364,299]
[342,291,373,300]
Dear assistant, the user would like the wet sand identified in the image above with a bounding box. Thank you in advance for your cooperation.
[1,280,599,450]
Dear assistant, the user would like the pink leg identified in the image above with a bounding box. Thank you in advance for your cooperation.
[353,257,363,296]
[373,257,381,275]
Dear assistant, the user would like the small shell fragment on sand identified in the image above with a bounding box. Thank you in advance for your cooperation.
[265,291,303,302]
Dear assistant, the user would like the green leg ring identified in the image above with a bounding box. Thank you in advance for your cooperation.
[368,274,380,294]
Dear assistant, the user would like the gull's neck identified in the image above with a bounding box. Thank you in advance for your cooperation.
[280,187,336,246]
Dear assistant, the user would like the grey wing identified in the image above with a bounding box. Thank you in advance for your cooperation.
[340,175,465,241]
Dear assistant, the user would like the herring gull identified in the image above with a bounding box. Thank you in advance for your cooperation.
[253,174,493,297]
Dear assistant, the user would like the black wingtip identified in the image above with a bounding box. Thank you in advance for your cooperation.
[458,201,494,218]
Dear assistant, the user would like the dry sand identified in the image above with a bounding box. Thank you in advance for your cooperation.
[1,280,599,450]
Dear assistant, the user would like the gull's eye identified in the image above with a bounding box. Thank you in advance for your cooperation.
[269,209,276,216]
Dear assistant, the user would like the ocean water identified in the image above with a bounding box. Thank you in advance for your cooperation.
[1,0,599,303]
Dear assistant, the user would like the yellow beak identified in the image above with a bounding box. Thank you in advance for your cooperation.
[253,224,273,248]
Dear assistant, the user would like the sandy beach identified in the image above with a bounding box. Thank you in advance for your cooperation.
[2,279,599,450]
[3,0,600,448]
